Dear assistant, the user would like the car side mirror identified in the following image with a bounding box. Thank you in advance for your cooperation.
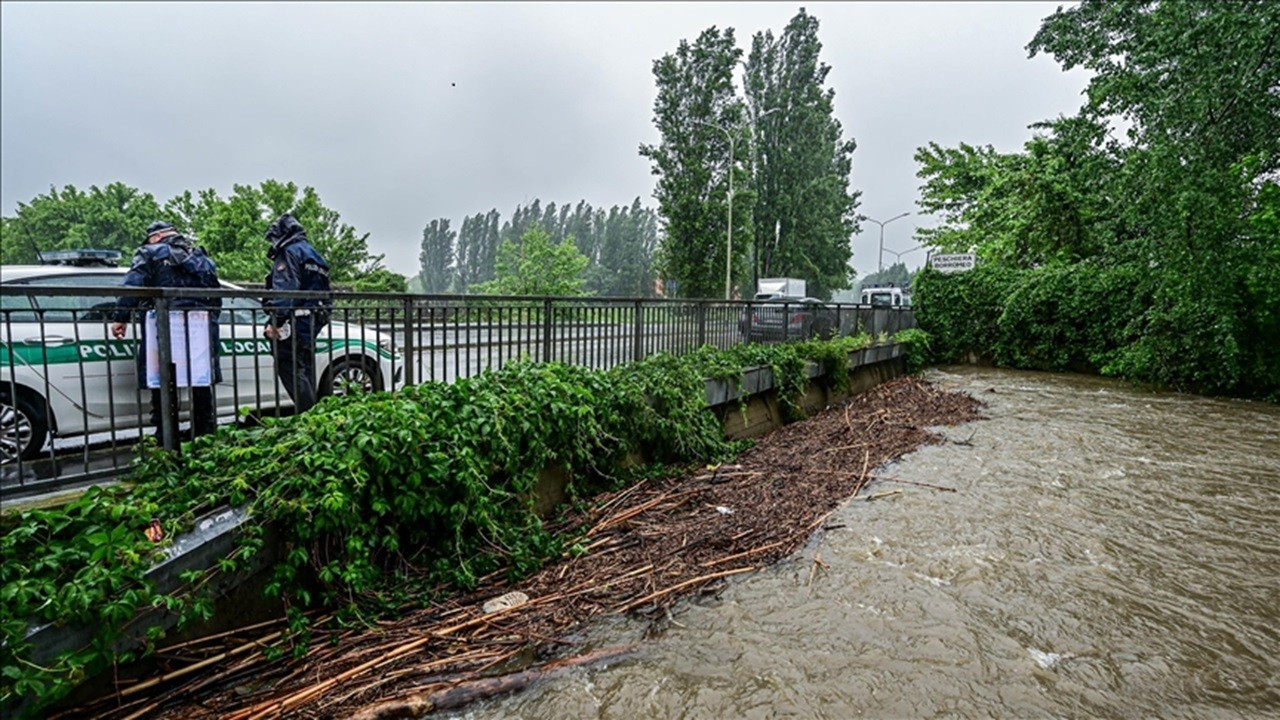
[82,301,116,322]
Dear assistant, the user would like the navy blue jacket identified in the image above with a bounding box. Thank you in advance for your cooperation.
[114,234,222,382]
[114,235,222,319]
[264,215,331,328]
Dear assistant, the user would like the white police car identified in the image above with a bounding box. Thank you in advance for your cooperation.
[1,261,404,461]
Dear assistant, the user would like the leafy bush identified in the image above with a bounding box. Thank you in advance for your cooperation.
[894,328,932,374]
[913,260,1278,399]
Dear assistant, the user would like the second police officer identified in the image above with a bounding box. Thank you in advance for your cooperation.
[262,214,331,414]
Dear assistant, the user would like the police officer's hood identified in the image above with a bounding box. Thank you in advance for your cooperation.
[266,215,308,260]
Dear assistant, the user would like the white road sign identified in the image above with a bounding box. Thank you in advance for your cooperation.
[929,253,977,273]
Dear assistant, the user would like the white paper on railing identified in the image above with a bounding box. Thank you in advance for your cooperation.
[145,310,212,388]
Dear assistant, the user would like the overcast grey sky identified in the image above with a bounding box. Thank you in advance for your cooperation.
[1,1,1088,281]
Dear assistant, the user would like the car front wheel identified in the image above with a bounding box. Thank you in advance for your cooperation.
[1,390,49,462]
[321,357,383,398]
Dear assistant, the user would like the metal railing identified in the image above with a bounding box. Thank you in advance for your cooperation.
[0,283,916,496]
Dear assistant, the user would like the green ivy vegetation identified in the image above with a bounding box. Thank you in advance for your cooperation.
[893,328,932,375]
[1,332,885,713]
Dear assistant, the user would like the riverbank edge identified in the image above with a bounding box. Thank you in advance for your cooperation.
[19,342,908,717]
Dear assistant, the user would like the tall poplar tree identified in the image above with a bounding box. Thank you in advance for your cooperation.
[454,211,487,292]
[744,8,860,299]
[640,26,750,299]
[567,200,600,264]
[596,198,659,297]
[418,218,456,293]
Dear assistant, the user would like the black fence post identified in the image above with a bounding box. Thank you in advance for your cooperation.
[632,300,643,362]
[154,297,179,453]
[402,297,414,387]
[542,298,553,364]
[697,302,707,347]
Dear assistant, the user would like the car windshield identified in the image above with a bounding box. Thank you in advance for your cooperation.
[867,292,893,306]
[23,274,124,322]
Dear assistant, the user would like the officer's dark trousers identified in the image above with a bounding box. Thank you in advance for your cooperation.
[149,387,216,438]
[136,320,221,442]
[273,319,317,414]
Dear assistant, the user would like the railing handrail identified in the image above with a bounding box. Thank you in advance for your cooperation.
[0,284,916,310]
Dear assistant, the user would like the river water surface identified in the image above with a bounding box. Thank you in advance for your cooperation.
[454,366,1280,719]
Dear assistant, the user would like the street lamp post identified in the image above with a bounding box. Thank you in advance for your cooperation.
[861,212,911,273]
[694,107,780,300]
[882,245,925,265]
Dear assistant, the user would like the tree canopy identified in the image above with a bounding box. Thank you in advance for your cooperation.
[419,198,658,297]
[744,9,860,299]
[472,224,589,297]
[418,218,456,294]
[914,0,1280,398]
[641,10,860,300]
[164,180,396,289]
[640,26,749,299]
[0,183,161,265]
[1,180,402,290]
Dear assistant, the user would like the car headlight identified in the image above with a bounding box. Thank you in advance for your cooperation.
[378,337,401,355]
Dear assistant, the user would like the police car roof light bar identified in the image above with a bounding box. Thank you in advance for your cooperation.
[38,249,124,267]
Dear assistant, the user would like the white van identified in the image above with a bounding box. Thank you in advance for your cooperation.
[860,285,911,308]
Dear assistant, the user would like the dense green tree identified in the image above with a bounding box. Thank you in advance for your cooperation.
[423,198,660,298]
[857,263,913,294]
[915,0,1280,398]
[345,267,408,293]
[640,26,750,299]
[472,224,588,297]
[163,180,390,285]
[0,183,162,264]
[914,114,1119,268]
[1,180,398,288]
[501,200,545,250]
[418,218,456,293]
[744,8,860,299]
[455,210,501,292]
[592,198,660,297]
[567,200,600,264]
[454,213,482,292]
[1028,0,1280,394]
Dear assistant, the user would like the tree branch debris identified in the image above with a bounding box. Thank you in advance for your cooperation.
[69,375,983,719]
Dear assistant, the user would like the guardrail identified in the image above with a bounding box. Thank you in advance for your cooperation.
[1,283,916,496]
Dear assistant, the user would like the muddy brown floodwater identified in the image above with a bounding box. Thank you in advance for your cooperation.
[453,366,1280,719]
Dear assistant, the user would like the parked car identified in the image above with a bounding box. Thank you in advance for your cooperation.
[740,296,837,342]
[1,264,404,461]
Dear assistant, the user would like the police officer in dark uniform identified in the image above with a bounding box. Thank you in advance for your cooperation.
[263,214,331,414]
[110,221,223,438]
